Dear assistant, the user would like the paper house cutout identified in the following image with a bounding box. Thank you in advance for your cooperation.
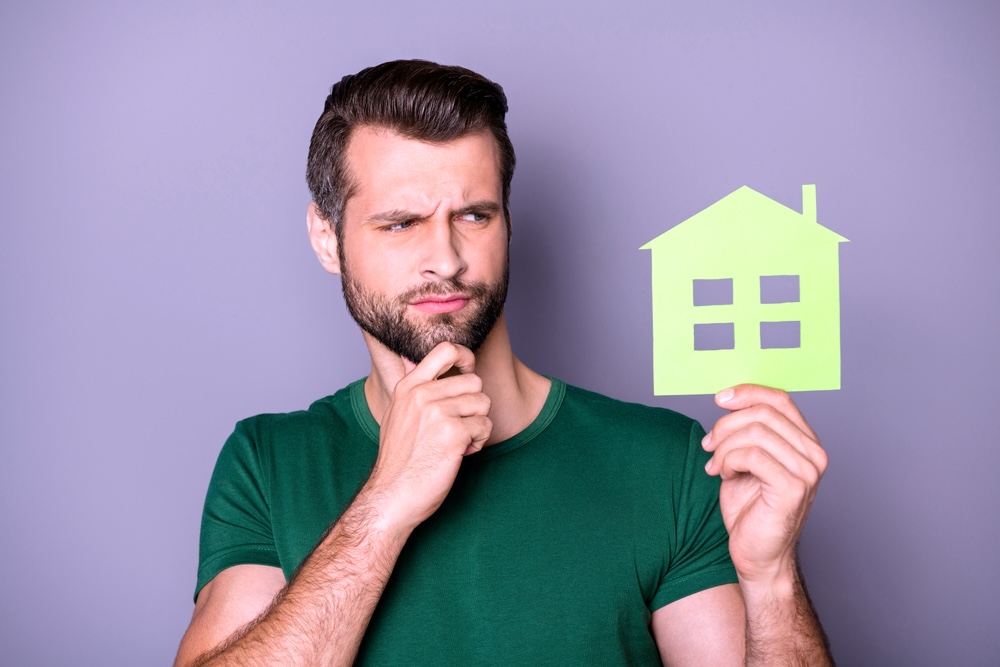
[640,185,848,396]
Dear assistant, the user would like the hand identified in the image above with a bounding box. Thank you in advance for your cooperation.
[366,342,493,534]
[702,385,828,587]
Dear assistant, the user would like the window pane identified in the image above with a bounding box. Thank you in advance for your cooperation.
[694,322,735,350]
[693,278,734,306]
[760,321,801,348]
[760,275,800,304]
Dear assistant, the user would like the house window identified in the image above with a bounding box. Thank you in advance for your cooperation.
[760,321,800,348]
[694,322,735,350]
[693,278,733,306]
[760,275,800,304]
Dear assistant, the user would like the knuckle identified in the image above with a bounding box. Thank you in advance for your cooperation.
[479,416,494,440]
[438,419,459,441]
[426,401,446,420]
[412,384,433,407]
[744,446,769,467]
[454,378,479,400]
[746,422,772,441]
[812,447,829,476]
[802,464,820,488]
[753,403,780,421]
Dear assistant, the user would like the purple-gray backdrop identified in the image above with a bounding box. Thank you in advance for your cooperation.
[2,1,998,665]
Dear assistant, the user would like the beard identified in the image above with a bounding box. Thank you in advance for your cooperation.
[341,260,509,365]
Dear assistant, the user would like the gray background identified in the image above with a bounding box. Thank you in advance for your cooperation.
[2,1,997,665]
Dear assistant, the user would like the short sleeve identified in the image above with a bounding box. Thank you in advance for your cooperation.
[195,419,281,601]
[650,420,738,609]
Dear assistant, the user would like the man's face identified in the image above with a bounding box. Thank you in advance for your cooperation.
[335,126,510,364]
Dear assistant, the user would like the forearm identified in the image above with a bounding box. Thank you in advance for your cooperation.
[192,488,408,667]
[742,566,833,667]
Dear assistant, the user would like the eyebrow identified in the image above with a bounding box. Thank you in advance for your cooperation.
[453,200,502,218]
[365,208,418,224]
[365,199,502,224]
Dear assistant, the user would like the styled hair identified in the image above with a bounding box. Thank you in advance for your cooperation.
[306,59,516,236]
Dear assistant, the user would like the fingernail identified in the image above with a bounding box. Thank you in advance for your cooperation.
[704,457,714,472]
[716,388,734,403]
[702,432,712,448]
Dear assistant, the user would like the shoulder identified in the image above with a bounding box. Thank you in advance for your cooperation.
[556,381,703,444]
[234,380,364,444]
[217,380,371,473]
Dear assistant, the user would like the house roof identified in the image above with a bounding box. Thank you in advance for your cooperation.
[640,185,849,250]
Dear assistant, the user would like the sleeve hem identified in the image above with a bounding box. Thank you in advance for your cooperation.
[195,546,282,602]
[649,566,739,611]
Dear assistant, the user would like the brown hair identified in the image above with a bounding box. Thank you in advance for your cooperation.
[306,59,516,237]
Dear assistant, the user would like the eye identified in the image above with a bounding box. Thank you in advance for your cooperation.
[385,219,416,232]
[458,212,488,223]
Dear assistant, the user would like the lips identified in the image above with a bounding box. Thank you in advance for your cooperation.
[409,294,470,314]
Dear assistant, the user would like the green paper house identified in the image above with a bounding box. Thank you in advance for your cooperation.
[640,185,848,396]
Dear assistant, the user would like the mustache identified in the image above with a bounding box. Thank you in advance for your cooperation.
[399,279,490,302]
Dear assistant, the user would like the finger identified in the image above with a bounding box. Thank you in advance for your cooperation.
[401,356,417,375]
[432,391,491,418]
[704,404,820,465]
[417,412,491,456]
[705,404,801,450]
[714,445,813,512]
[714,384,817,440]
[404,342,476,384]
[706,423,823,489]
[702,404,829,476]
[407,373,485,407]
[463,415,493,455]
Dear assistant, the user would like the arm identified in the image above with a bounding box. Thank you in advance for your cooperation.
[652,583,745,666]
[702,385,833,665]
[174,565,286,666]
[175,342,491,666]
[179,486,410,666]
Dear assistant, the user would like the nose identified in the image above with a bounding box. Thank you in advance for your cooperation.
[419,218,466,281]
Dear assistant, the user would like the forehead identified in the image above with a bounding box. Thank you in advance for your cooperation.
[343,126,502,215]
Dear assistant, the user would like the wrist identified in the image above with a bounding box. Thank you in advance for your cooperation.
[740,561,833,666]
[350,483,418,547]
[738,562,799,611]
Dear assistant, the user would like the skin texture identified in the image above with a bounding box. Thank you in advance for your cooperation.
[174,127,832,666]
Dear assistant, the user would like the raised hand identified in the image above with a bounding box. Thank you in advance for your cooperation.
[367,341,493,534]
[701,384,828,586]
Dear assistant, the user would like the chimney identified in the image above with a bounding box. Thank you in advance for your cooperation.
[802,184,816,224]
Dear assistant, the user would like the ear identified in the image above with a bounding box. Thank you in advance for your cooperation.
[307,202,341,275]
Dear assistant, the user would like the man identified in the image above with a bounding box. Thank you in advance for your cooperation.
[176,60,832,665]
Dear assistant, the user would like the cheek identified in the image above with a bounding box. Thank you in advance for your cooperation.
[486,238,510,273]
[472,224,509,261]
[342,232,390,274]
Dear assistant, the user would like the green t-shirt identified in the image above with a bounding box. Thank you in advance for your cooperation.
[197,378,737,664]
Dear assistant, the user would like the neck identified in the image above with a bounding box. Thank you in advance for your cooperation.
[362,314,551,445]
